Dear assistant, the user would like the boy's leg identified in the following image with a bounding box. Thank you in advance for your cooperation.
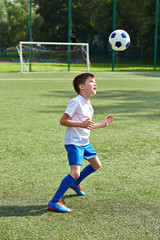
[88,156,101,170]
[50,173,75,204]
[70,156,101,193]
[48,174,75,213]
[48,166,81,213]
[70,165,81,180]
[50,165,80,203]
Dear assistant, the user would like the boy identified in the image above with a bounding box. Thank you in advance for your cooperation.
[48,73,113,213]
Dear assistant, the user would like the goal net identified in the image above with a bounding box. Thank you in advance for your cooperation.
[19,41,90,73]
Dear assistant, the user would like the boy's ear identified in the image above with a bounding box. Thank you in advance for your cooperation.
[79,84,85,91]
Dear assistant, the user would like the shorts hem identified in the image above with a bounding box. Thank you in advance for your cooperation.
[65,143,97,166]
[84,154,97,160]
[69,163,83,166]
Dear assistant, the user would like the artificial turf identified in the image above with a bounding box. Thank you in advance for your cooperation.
[0,71,160,240]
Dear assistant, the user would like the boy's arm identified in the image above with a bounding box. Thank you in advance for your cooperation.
[60,113,94,130]
[92,115,113,129]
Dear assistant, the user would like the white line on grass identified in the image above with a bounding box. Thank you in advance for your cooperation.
[0,77,160,81]
[0,78,72,80]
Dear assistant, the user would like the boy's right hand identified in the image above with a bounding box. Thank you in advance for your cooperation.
[81,118,94,130]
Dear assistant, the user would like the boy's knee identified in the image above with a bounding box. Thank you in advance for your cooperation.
[98,161,101,169]
[70,171,80,180]
[94,161,101,170]
[89,156,101,170]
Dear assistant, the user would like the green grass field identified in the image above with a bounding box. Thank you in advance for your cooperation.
[0,71,160,240]
[0,61,160,72]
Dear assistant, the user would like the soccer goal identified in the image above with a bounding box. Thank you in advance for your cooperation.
[19,41,90,73]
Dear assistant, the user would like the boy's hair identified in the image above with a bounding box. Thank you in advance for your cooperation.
[73,73,95,94]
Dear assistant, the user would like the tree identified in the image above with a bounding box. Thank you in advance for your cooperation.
[0,0,8,46]
[0,0,37,47]
[0,0,7,23]
[116,0,160,57]
[33,0,68,42]
[33,0,113,42]
[0,0,159,61]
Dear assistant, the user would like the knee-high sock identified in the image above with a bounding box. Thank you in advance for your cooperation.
[50,174,75,203]
[73,164,96,186]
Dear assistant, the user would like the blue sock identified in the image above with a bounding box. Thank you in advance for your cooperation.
[50,174,75,203]
[73,164,96,186]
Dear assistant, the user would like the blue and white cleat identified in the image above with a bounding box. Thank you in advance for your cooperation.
[70,184,85,196]
[47,200,71,213]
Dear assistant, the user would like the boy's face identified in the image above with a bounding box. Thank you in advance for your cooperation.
[80,76,97,97]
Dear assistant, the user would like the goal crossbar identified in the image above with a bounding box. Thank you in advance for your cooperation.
[19,41,90,73]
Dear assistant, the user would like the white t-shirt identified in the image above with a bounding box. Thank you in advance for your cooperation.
[64,95,94,146]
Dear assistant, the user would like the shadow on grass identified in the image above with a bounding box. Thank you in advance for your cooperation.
[37,89,160,119]
[134,71,160,78]
[62,193,79,204]
[0,205,48,217]
[0,195,79,217]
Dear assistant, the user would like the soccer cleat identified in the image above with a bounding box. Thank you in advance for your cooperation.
[47,199,71,213]
[70,184,85,196]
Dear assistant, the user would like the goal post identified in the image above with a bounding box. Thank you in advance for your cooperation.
[19,41,90,73]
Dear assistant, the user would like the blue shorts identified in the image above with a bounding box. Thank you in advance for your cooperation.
[65,143,97,166]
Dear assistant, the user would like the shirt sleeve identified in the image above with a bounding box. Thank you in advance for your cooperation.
[64,98,78,118]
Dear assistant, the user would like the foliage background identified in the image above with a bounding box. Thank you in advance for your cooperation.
[0,0,160,62]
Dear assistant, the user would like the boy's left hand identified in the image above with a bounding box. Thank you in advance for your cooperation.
[103,115,114,127]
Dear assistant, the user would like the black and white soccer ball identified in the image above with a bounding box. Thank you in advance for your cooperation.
[109,29,130,51]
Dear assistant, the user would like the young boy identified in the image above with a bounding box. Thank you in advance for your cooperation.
[48,73,113,213]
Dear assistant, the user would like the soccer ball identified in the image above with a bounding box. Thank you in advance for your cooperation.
[109,29,130,51]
